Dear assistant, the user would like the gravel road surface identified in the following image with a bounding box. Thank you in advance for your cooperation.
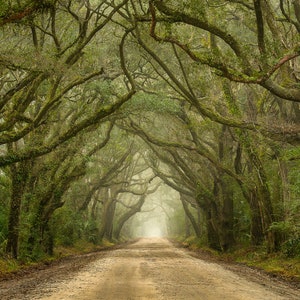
[0,238,299,299]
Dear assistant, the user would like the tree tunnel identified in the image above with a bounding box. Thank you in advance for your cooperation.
[0,0,300,260]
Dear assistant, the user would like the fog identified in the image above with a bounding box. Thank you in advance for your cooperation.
[140,221,165,237]
[126,184,181,238]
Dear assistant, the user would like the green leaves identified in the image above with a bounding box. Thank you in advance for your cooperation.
[123,92,180,115]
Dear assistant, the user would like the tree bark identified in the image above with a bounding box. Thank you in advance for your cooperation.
[180,195,201,238]
[206,207,222,251]
[6,157,28,258]
[220,179,235,251]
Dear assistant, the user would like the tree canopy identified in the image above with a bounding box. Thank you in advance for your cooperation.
[0,0,299,260]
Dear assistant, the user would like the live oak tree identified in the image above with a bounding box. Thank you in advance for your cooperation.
[118,111,235,250]
[1,0,135,258]
[117,86,299,252]
[64,134,159,243]
[125,0,299,143]
[0,0,299,258]
[6,122,113,258]
[0,0,135,167]
[147,0,300,102]
[113,156,160,240]
[54,147,132,246]
[0,0,56,26]
[112,0,299,252]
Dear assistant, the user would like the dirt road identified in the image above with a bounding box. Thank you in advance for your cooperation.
[0,238,299,299]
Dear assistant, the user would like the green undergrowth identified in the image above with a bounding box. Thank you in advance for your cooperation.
[177,236,300,282]
[233,248,300,281]
[0,239,116,278]
[54,238,115,257]
[0,257,19,274]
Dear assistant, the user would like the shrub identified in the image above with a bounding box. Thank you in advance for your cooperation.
[282,236,300,258]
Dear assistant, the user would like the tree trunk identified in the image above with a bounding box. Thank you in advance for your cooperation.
[99,196,115,241]
[248,189,264,245]
[180,195,201,238]
[185,214,191,238]
[220,179,235,251]
[217,126,235,251]
[114,195,146,240]
[6,160,28,258]
[27,199,46,256]
[206,208,222,251]
[105,200,116,241]
[40,221,54,256]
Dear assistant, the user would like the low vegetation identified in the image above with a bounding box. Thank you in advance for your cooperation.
[179,236,300,282]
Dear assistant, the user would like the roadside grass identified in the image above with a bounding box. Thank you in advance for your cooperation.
[0,239,116,278]
[233,248,300,281]
[177,236,300,282]
[0,257,19,274]
[54,239,115,258]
